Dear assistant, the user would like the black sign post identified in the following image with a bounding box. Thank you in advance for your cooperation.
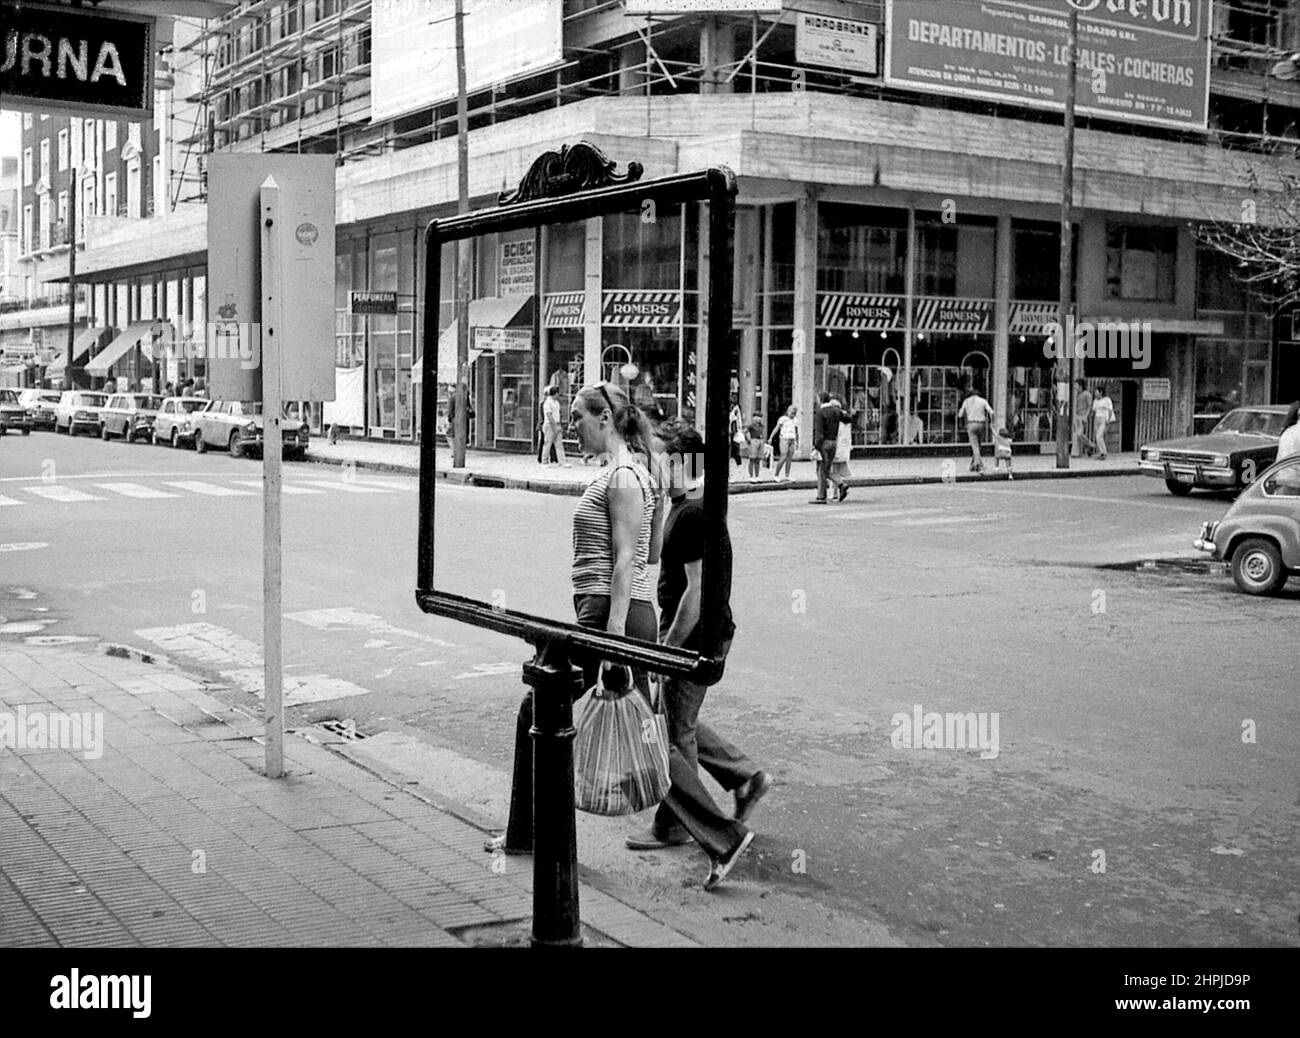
[418,143,736,946]
[0,1,155,117]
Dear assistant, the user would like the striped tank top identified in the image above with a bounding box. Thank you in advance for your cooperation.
[572,461,657,602]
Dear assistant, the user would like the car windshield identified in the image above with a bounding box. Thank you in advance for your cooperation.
[79,394,107,406]
[1212,409,1286,436]
[177,399,208,414]
[230,402,264,417]
[0,389,17,403]
[133,395,163,409]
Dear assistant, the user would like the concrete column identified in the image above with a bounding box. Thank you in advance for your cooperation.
[617,43,643,95]
[736,206,759,416]
[700,17,736,95]
[993,213,1011,428]
[583,216,602,384]
[793,187,817,457]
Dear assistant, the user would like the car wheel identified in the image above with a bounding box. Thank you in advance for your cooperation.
[194,429,207,454]
[152,429,161,446]
[170,428,180,449]
[101,423,110,440]
[230,433,244,459]
[1164,479,1193,496]
[1230,538,1287,596]
[21,427,30,436]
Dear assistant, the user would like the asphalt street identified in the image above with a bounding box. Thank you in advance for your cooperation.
[2,432,1296,947]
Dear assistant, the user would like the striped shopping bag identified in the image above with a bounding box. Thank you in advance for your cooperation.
[573,668,670,816]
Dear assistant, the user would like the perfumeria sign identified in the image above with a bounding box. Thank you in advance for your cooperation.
[884,0,1210,130]
[0,1,154,117]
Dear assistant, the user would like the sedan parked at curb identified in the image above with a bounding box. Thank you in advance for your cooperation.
[54,391,108,435]
[193,400,310,459]
[17,389,61,431]
[152,396,210,448]
[1139,405,1289,496]
[0,388,34,435]
[1195,455,1300,595]
[100,393,164,442]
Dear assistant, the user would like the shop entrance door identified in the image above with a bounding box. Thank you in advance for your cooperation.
[766,353,792,433]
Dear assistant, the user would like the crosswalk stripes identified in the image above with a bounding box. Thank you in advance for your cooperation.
[94,482,180,500]
[231,480,325,495]
[295,480,392,494]
[161,481,257,497]
[23,485,105,503]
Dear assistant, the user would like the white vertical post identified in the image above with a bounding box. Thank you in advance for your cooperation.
[260,175,285,779]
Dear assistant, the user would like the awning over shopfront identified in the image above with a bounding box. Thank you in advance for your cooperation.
[418,296,533,384]
[46,325,110,377]
[85,321,161,377]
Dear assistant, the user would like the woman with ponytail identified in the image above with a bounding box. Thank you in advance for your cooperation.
[487,380,666,855]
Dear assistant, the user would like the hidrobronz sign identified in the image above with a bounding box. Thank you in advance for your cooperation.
[0,1,154,117]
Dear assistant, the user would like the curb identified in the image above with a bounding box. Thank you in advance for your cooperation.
[305,450,1140,496]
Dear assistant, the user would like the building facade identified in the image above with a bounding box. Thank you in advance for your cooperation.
[39,0,1300,453]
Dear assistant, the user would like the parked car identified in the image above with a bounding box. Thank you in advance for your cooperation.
[1195,454,1300,594]
[1138,405,1290,496]
[100,393,164,442]
[0,388,34,435]
[152,396,210,448]
[193,400,311,459]
[54,390,108,435]
[17,389,62,430]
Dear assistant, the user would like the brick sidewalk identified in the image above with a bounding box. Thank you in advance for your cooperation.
[0,645,696,948]
[306,438,1138,495]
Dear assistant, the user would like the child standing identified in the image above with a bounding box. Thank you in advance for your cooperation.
[993,426,1013,479]
[745,413,766,482]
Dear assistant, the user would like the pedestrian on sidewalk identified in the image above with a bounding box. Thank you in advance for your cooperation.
[539,385,569,467]
[831,409,853,494]
[744,412,765,482]
[728,397,744,473]
[1073,379,1094,456]
[447,382,474,459]
[770,404,798,481]
[1091,384,1115,460]
[957,387,995,473]
[993,426,1014,478]
[488,380,665,856]
[626,420,769,891]
[811,392,847,503]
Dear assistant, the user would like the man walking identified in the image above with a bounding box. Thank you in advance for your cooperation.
[627,421,771,891]
[957,386,995,472]
[1073,379,1094,457]
[811,391,848,503]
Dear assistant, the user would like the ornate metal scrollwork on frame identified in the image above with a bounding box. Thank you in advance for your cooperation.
[499,141,644,206]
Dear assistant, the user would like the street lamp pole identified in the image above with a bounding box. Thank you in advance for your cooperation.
[452,0,470,468]
[1055,5,1079,469]
[65,166,78,390]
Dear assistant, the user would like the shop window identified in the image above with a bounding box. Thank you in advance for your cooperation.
[1196,246,1249,311]
[817,204,906,294]
[917,215,996,298]
[1012,220,1074,300]
[1106,224,1176,301]
[602,204,682,289]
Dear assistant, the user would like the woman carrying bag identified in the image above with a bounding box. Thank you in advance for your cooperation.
[487,380,665,855]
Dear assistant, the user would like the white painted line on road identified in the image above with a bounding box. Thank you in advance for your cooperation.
[956,485,1199,511]
[782,506,947,519]
[0,494,25,507]
[231,479,324,495]
[162,481,256,497]
[135,623,263,667]
[295,480,391,494]
[218,668,371,705]
[23,485,104,503]
[94,482,180,500]
[452,662,521,679]
[892,514,1003,526]
[284,606,458,647]
[0,542,48,552]
[0,471,207,482]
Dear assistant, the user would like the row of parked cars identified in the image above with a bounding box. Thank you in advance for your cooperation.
[0,388,311,459]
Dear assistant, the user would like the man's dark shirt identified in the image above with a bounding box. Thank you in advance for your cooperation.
[657,495,735,650]
[815,401,844,445]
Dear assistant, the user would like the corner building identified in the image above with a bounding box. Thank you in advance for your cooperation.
[52,0,1300,455]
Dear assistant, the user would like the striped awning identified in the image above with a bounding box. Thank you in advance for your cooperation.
[85,321,161,376]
